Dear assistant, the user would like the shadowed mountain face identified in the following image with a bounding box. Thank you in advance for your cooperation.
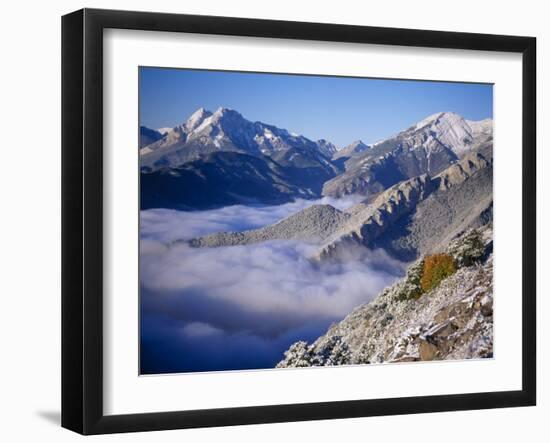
[140,108,492,210]
[316,139,339,158]
[140,151,322,210]
[139,126,164,148]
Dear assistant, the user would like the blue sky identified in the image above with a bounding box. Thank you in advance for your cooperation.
[139,67,493,147]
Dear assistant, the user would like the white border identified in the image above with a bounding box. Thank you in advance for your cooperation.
[103,29,523,415]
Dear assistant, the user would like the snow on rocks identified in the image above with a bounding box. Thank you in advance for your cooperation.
[277,226,494,368]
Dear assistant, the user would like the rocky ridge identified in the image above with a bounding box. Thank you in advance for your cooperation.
[188,204,350,247]
[332,140,370,161]
[316,151,492,261]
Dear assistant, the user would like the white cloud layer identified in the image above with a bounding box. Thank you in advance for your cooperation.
[140,198,405,373]
[140,195,364,243]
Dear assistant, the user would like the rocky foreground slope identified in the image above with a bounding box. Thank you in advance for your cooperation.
[277,226,493,367]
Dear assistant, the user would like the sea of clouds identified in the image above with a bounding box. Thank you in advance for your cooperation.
[140,197,406,374]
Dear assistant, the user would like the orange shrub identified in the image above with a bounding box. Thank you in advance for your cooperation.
[420,253,456,292]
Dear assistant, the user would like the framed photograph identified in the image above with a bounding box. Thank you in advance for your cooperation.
[62,8,536,435]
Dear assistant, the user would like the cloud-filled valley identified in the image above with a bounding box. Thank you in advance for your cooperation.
[140,198,406,374]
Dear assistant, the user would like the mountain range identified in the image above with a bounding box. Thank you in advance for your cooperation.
[187,150,492,262]
[140,107,494,367]
[323,112,492,197]
[140,107,340,209]
[140,107,492,210]
[157,108,495,265]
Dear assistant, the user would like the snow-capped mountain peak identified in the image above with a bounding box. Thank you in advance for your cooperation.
[214,106,238,115]
[332,139,370,160]
[347,140,369,150]
[467,118,493,137]
[409,111,492,156]
[185,107,213,131]
[140,107,340,174]
[211,107,247,125]
[316,139,338,157]
[324,112,493,198]
[157,127,173,135]
[414,111,445,130]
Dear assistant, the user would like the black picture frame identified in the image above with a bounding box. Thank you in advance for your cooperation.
[62,8,537,435]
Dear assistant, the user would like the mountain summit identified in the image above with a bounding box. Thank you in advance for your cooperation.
[140,107,338,172]
[184,107,213,131]
[413,111,481,155]
[323,112,493,198]
[333,140,370,161]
